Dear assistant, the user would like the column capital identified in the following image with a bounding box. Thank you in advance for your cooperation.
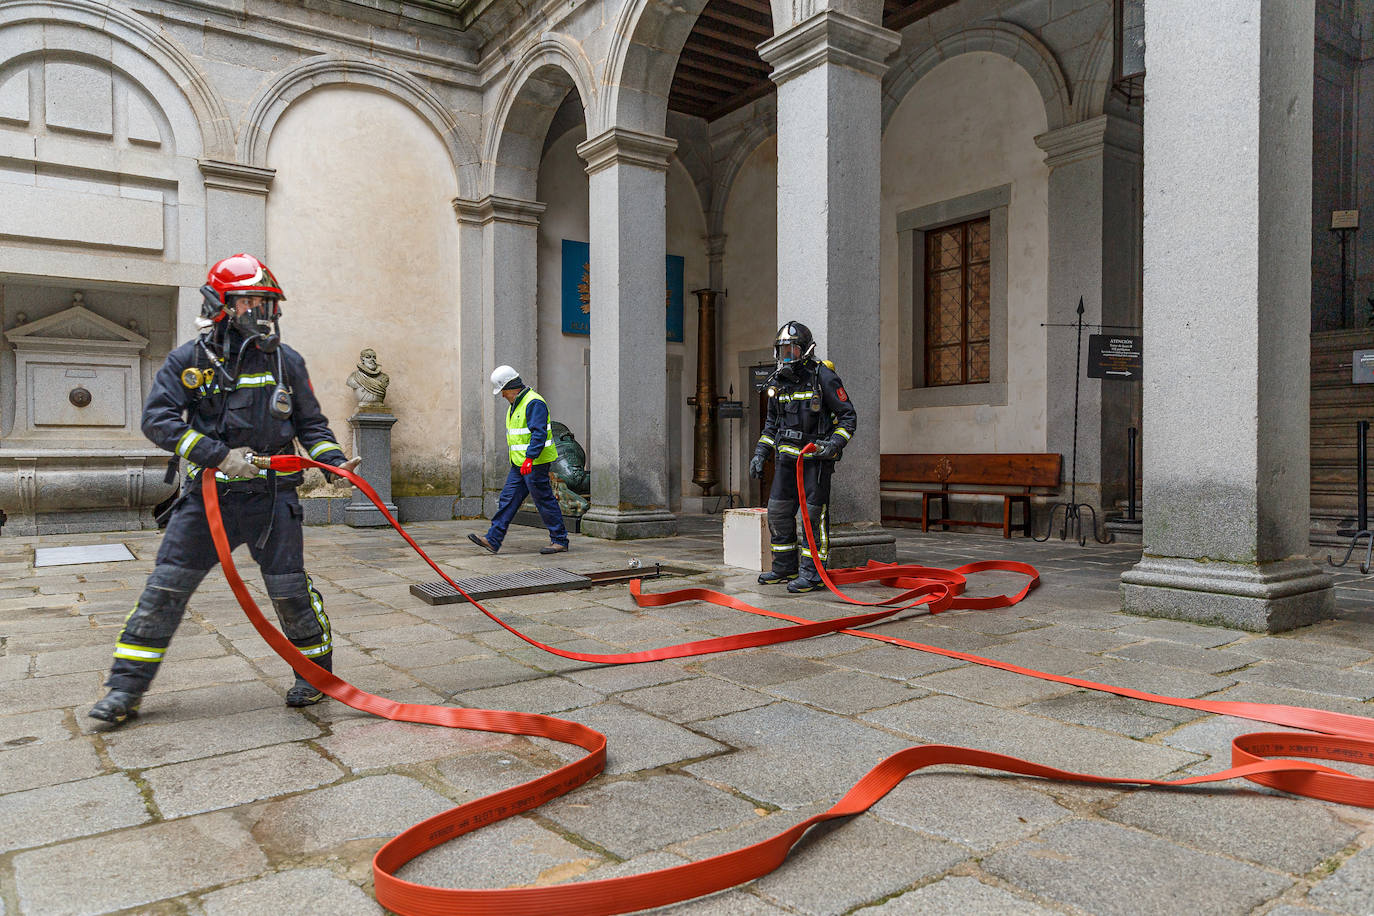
[758,10,900,86]
[577,127,677,176]
[451,195,547,227]
[1035,114,1142,169]
[198,160,275,195]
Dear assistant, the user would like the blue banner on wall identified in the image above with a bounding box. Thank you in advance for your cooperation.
[561,239,591,336]
[562,239,685,342]
[665,254,684,343]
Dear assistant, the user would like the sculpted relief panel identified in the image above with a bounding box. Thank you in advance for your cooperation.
[0,56,174,254]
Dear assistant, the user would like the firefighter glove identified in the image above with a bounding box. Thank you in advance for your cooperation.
[218,447,261,479]
[809,439,840,461]
[748,454,765,479]
[331,456,362,490]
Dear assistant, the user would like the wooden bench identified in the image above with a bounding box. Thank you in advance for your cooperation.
[880,453,1062,538]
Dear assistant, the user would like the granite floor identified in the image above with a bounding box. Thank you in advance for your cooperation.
[1,515,1373,916]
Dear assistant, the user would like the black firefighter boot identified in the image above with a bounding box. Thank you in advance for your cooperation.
[285,652,331,707]
[90,689,143,724]
[758,568,796,585]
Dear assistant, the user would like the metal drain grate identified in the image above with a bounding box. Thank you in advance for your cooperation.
[410,567,590,605]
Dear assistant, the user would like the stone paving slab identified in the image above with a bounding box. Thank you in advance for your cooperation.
[0,738,102,794]
[0,773,149,852]
[751,814,967,915]
[862,875,1062,914]
[621,674,774,721]
[199,867,384,916]
[0,709,69,748]
[248,774,454,857]
[687,703,915,808]
[102,706,322,768]
[143,743,344,817]
[1102,786,1363,872]
[545,701,729,775]
[862,694,1203,778]
[1307,845,1374,912]
[13,812,268,916]
[398,813,602,888]
[983,819,1293,916]
[541,772,760,858]
[869,770,1073,851]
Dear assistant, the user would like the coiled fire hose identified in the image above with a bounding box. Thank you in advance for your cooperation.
[198,449,1374,916]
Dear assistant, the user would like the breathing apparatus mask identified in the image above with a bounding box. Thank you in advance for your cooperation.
[228,293,282,352]
[773,321,815,383]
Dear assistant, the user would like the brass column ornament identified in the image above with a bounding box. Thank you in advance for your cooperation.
[691,288,721,494]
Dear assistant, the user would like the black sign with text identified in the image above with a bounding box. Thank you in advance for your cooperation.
[1087,334,1143,381]
[718,400,743,419]
[750,364,775,391]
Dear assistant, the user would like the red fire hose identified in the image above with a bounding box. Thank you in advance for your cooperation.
[201,452,1374,916]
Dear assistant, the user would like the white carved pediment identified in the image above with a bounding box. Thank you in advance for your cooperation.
[5,305,150,353]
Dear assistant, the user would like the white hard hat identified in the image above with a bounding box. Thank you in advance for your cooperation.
[490,365,520,395]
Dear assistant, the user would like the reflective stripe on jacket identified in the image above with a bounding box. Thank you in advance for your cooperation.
[506,389,558,466]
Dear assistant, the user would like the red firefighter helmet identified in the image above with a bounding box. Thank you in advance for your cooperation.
[203,254,285,322]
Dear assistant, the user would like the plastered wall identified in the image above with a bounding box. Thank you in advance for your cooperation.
[265,85,462,497]
[880,52,1050,453]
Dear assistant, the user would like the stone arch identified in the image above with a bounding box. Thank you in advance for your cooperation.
[881,21,1071,133]
[0,0,233,158]
[241,55,478,197]
[602,0,714,134]
[709,117,776,241]
[1073,15,1116,121]
[486,36,596,199]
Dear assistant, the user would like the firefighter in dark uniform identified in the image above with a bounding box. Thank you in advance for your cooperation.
[89,254,360,725]
[748,321,857,593]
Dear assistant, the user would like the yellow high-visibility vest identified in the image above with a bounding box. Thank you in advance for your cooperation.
[506,390,558,466]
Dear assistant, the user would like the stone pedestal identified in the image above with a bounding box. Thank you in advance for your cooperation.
[723,507,769,571]
[345,409,399,528]
[1122,0,1333,632]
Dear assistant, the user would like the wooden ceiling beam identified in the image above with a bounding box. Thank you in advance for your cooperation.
[697,7,771,37]
[675,61,757,92]
[684,39,770,71]
[702,80,775,121]
[883,0,960,33]
[690,22,768,53]
[711,0,773,28]
[670,82,725,105]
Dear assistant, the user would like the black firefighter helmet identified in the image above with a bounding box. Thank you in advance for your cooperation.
[774,321,815,378]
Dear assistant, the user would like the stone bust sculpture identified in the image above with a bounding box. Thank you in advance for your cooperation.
[346,348,390,407]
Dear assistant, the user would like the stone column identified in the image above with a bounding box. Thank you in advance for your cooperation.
[758,11,899,566]
[576,128,679,539]
[452,195,546,518]
[1035,115,1143,516]
[1121,0,1334,632]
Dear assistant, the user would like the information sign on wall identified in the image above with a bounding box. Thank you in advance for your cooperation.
[1354,349,1374,385]
[1087,334,1143,381]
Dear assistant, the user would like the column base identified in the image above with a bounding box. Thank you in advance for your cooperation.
[1120,555,1336,634]
[581,507,678,540]
[345,502,399,528]
[826,523,897,568]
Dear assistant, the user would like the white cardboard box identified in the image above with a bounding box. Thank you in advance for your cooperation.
[723,507,770,571]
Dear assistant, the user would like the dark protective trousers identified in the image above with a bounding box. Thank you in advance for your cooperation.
[485,463,569,550]
[106,486,331,693]
[766,456,834,580]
